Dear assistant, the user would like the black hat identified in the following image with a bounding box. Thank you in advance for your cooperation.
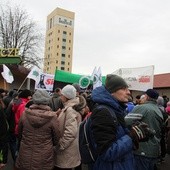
[105,74,128,93]
[145,89,159,99]
[19,89,32,98]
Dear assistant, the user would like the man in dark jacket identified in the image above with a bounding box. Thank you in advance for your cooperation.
[49,88,63,111]
[89,74,153,170]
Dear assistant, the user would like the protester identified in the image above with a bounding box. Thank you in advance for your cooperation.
[49,88,63,111]
[72,83,81,96]
[86,74,152,170]
[166,114,170,155]
[3,90,16,109]
[5,92,19,163]
[139,94,146,105]
[126,94,135,113]
[54,85,83,170]
[12,89,32,160]
[0,89,6,99]
[15,89,60,170]
[157,96,168,162]
[165,101,170,115]
[12,89,32,137]
[166,101,170,155]
[131,89,163,170]
[135,94,141,105]
[163,95,169,108]
[80,92,92,120]
[0,91,8,169]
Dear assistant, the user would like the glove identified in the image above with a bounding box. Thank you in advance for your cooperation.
[129,121,156,149]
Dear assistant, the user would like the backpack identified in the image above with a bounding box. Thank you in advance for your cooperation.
[79,104,117,164]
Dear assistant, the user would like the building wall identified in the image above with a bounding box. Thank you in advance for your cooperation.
[43,8,75,74]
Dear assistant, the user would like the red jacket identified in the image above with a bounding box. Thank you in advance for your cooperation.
[12,98,29,136]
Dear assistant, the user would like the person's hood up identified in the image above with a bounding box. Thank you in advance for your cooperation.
[25,104,56,128]
[91,86,127,115]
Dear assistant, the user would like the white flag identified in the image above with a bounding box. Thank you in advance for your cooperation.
[93,67,102,89]
[27,66,41,83]
[1,64,14,83]
[90,66,97,81]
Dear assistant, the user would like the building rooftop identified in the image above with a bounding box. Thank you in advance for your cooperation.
[154,73,170,88]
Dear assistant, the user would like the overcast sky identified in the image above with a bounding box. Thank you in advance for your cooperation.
[2,0,170,76]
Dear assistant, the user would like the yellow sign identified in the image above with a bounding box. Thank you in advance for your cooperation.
[0,48,19,57]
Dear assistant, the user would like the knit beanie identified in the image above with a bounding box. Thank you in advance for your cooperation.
[32,89,51,105]
[61,85,76,99]
[145,89,159,100]
[105,74,128,93]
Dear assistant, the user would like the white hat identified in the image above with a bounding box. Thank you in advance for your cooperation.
[61,85,76,99]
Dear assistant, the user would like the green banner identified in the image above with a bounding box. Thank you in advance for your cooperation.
[0,57,21,64]
[54,69,106,87]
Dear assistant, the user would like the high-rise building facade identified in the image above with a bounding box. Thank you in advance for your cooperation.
[43,8,75,74]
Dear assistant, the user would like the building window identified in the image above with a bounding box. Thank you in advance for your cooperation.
[69,32,71,35]
[68,62,70,65]
[50,18,52,29]
[63,31,67,34]
[56,60,58,64]
[62,54,65,57]
[61,67,65,70]
[69,47,70,50]
[62,38,66,42]
[69,40,71,43]
[68,68,69,71]
[61,61,65,65]
[57,53,59,56]
[68,54,70,58]
[57,45,59,48]
[58,37,59,41]
[58,30,60,33]
[62,46,66,49]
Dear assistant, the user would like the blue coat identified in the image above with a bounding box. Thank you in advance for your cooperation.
[90,86,135,170]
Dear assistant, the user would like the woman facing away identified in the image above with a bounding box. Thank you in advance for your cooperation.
[15,89,61,170]
[53,85,86,170]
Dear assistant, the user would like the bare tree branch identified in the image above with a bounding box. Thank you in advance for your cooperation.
[0,4,44,68]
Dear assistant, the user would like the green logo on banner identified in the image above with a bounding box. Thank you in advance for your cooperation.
[79,76,90,89]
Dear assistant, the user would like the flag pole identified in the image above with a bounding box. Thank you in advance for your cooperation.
[17,77,28,92]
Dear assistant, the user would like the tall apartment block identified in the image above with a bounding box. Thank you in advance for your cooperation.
[43,8,75,74]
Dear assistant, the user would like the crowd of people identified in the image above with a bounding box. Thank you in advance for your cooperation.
[0,74,170,170]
